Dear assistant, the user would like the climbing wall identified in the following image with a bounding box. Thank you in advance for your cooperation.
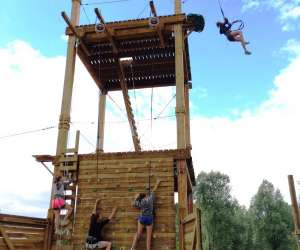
[72,153,176,250]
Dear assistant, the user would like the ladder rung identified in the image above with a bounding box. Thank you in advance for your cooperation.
[65,148,77,153]
[65,195,75,200]
[59,165,77,171]
[59,156,78,163]
[66,185,76,192]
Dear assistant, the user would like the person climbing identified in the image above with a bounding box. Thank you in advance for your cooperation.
[130,179,161,250]
[51,173,73,233]
[216,17,251,55]
[85,199,118,250]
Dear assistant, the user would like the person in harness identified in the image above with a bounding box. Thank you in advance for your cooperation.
[216,17,251,55]
[85,199,117,250]
[51,173,73,233]
[130,179,161,250]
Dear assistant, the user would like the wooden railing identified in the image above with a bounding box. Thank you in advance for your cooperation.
[181,207,202,250]
[0,213,50,250]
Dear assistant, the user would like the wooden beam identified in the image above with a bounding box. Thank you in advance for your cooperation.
[96,91,107,152]
[196,207,203,250]
[94,8,118,53]
[61,11,90,57]
[117,60,141,151]
[149,1,165,48]
[56,0,81,156]
[66,14,186,36]
[0,225,16,250]
[77,47,104,91]
[288,175,300,249]
[185,84,191,149]
[149,1,157,17]
[174,0,186,151]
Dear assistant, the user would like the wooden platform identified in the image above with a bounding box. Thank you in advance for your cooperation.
[0,214,49,250]
[67,14,196,92]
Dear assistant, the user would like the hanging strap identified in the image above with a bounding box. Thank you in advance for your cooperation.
[217,0,225,18]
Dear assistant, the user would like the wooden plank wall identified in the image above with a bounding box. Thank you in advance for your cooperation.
[0,214,48,250]
[183,215,196,250]
[71,155,176,250]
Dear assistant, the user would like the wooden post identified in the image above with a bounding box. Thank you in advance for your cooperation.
[56,0,81,155]
[288,175,300,249]
[196,208,203,250]
[0,225,15,250]
[185,84,191,149]
[175,1,188,249]
[174,0,186,150]
[177,160,188,250]
[97,91,107,152]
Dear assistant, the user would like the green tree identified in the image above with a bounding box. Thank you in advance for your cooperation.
[249,180,297,250]
[194,171,253,250]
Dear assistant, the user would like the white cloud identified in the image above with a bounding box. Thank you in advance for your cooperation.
[242,0,300,31]
[0,39,300,217]
[190,39,300,206]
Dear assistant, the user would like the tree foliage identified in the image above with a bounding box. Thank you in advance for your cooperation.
[194,172,296,250]
[249,180,296,250]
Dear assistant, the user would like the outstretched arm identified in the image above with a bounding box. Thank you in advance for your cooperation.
[108,206,118,220]
[152,179,161,192]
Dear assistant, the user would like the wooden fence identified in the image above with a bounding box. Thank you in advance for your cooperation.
[0,213,50,250]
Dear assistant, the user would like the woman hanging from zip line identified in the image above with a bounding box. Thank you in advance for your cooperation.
[130,179,161,250]
[216,17,251,55]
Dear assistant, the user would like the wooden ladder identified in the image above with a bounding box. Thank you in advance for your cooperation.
[56,130,80,249]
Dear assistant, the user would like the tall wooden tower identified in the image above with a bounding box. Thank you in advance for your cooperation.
[34,0,205,249]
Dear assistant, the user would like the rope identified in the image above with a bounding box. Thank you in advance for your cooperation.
[217,0,225,18]
[130,64,138,118]
[107,94,128,119]
[70,123,95,148]
[0,126,56,140]
[81,3,91,23]
[148,161,151,195]
[150,88,153,141]
[154,94,176,119]
[137,1,149,18]
[81,0,130,6]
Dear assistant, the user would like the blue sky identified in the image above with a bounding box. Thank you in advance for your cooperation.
[0,0,298,117]
[0,0,300,217]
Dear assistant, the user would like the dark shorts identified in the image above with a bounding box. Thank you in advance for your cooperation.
[138,215,153,226]
[226,33,236,42]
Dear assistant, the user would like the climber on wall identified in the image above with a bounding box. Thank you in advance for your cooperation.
[85,199,118,250]
[130,179,161,250]
[52,173,73,233]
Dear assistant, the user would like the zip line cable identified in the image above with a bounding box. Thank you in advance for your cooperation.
[81,0,130,6]
[154,94,176,119]
[137,1,149,18]
[0,126,56,140]
[70,123,95,149]
[81,3,91,24]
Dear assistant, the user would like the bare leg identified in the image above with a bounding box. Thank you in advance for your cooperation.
[98,241,112,250]
[231,31,251,54]
[64,204,73,220]
[146,224,153,250]
[131,221,144,250]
